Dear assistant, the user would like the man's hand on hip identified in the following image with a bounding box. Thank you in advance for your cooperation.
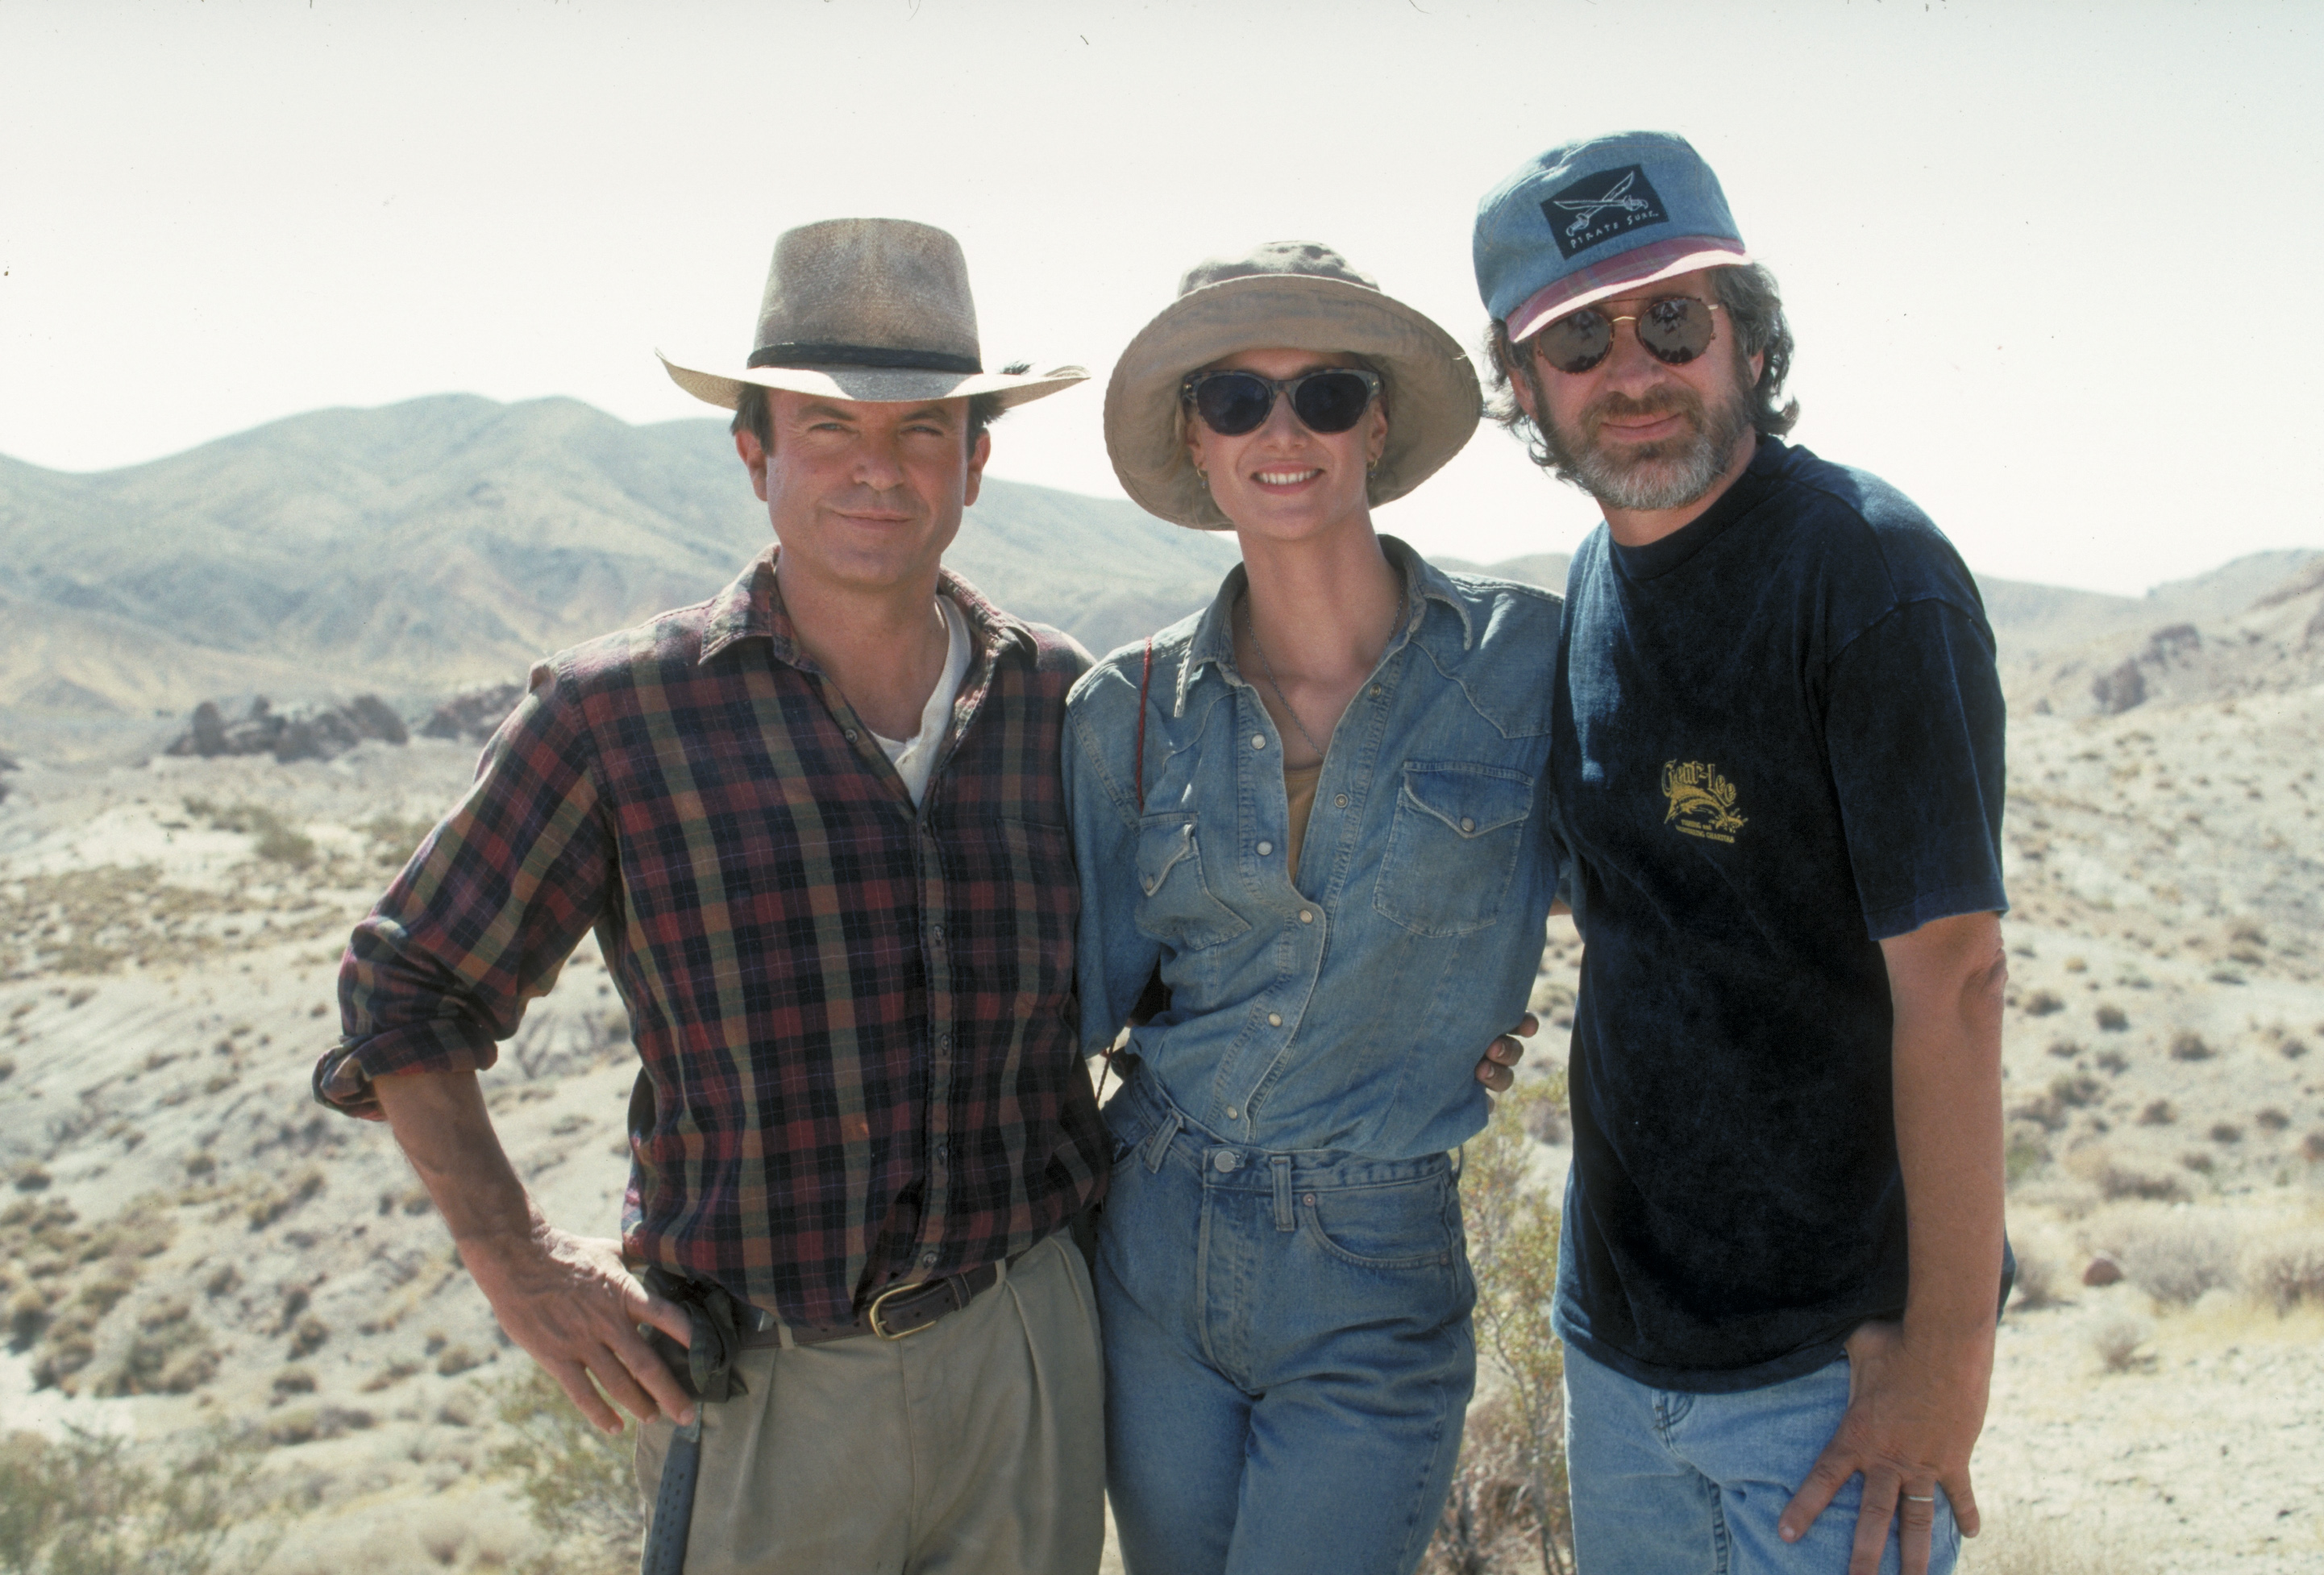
[1779,1318,1989,1574]
[372,1069,696,1432]
[462,1224,697,1433]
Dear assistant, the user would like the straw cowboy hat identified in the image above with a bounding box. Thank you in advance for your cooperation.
[660,217,1086,411]
[1104,242,1481,530]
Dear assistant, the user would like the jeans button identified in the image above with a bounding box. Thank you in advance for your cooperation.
[1214,1150,1238,1173]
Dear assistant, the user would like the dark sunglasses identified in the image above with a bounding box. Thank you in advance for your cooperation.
[1180,368,1382,436]
[1529,296,1722,375]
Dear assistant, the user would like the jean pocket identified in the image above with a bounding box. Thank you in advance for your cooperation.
[1300,1174,1458,1271]
[1133,816,1252,951]
[1370,763,1532,937]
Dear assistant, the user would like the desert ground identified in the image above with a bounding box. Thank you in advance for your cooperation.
[2,676,2320,1572]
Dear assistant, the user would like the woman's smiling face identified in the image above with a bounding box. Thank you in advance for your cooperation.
[1184,347,1387,546]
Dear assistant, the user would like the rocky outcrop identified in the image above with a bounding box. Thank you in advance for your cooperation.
[418,683,525,745]
[2092,659,2147,715]
[165,695,410,763]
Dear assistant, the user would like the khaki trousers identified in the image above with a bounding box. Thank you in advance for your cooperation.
[634,1234,1104,1575]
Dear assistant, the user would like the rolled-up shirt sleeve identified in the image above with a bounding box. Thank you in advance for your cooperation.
[314,662,611,1116]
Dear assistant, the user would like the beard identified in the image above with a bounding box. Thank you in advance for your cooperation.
[1530,355,1757,513]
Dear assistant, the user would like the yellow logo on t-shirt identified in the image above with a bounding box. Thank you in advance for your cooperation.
[1661,760,1747,844]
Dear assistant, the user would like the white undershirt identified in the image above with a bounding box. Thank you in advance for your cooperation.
[870,596,971,808]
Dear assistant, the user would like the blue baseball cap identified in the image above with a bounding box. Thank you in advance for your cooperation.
[1474,131,1749,344]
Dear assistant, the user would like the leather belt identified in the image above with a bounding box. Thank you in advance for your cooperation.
[733,1249,1028,1349]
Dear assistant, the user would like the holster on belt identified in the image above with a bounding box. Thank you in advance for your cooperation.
[638,1266,749,1575]
[641,1265,749,1403]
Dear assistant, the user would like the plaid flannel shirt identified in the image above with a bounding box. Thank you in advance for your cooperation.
[314,550,1108,1328]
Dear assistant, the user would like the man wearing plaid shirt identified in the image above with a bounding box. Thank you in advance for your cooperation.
[313,220,1112,1574]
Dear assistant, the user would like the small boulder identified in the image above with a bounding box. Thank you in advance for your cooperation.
[2082,1253,2125,1287]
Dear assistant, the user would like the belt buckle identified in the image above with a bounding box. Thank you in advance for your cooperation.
[867,1278,938,1340]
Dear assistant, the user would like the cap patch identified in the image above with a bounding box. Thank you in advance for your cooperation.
[1540,165,1669,260]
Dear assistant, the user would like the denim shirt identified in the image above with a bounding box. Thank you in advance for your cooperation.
[1063,538,1562,1160]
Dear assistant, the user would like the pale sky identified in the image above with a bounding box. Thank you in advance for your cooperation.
[2,0,2318,596]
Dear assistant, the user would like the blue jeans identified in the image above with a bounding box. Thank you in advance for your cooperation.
[1096,1071,1476,1575]
[1564,1340,1960,1574]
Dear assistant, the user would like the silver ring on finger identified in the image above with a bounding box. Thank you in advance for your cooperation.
[1901,1493,1936,1504]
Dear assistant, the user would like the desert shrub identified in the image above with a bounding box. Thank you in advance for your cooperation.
[2093,1048,2128,1074]
[1426,1076,1574,1575]
[359,813,440,870]
[2245,1229,2324,1313]
[2002,1124,2048,1185]
[2254,1107,2289,1132]
[2043,1037,2080,1059]
[485,1366,645,1575]
[0,1423,281,1573]
[2135,1100,2175,1126]
[2102,1213,2239,1305]
[2094,1004,2128,1032]
[2088,1312,2151,1373]
[2020,989,2063,1016]
[2094,1162,2187,1203]
[2006,1248,2066,1311]
[2207,1122,2243,1145]
[182,799,315,866]
[2168,1032,2212,1062]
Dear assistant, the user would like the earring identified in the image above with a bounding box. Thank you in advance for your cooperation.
[1195,465,1208,481]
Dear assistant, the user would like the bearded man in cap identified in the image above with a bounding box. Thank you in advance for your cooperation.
[314,219,1110,1574]
[1471,135,2012,1575]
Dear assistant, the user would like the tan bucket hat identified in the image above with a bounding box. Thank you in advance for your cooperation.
[659,218,1086,410]
[1104,242,1481,530]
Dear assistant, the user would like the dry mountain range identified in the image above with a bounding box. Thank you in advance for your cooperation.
[2,393,2318,736]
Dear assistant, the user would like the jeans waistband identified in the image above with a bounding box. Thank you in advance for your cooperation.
[1109,1064,1453,1193]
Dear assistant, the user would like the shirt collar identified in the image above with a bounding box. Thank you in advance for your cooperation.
[1175,534,1475,714]
[699,546,1033,672]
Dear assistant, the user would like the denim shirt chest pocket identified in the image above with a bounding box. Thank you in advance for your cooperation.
[1370,761,1534,937]
[1134,813,1253,951]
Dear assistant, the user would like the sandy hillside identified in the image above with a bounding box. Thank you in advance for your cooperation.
[1,677,2320,1572]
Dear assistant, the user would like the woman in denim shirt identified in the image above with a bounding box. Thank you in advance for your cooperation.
[1062,242,1563,1575]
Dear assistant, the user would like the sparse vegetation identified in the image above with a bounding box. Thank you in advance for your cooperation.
[0,1423,282,1573]
[2003,1124,2049,1185]
[2168,1031,2212,1062]
[2089,1312,2152,1373]
[358,812,441,870]
[180,796,313,862]
[1427,1076,1573,1575]
[2007,1248,2066,1311]
[2245,1228,2324,1313]
[485,1367,645,1575]
[2102,1213,2239,1306]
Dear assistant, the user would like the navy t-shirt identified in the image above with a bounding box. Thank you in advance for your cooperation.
[1550,435,2009,1392]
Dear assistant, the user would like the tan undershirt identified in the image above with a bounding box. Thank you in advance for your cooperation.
[1283,761,1323,882]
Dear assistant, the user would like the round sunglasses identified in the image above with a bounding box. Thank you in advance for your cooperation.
[1180,368,1382,436]
[1530,296,1722,375]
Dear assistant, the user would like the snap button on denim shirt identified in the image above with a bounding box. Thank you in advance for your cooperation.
[1063,540,1563,1159]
